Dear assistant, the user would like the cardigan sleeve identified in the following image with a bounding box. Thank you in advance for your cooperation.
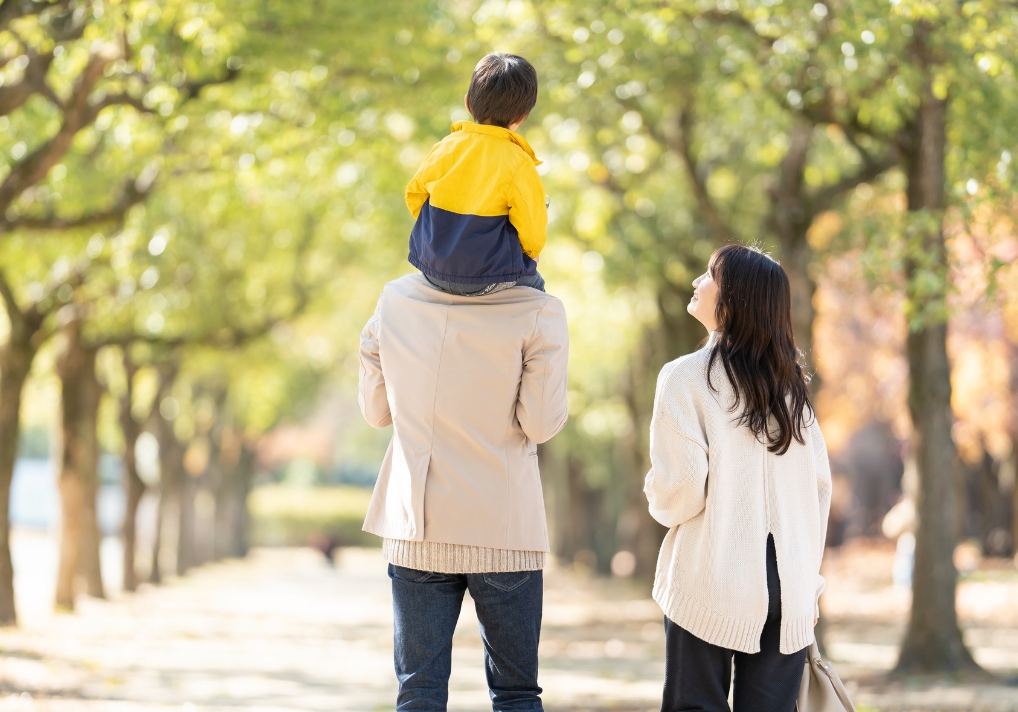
[515,299,569,444]
[358,307,392,428]
[643,362,710,529]
[811,417,833,618]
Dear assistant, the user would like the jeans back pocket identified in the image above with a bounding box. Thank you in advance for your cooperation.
[482,571,532,592]
[389,564,436,584]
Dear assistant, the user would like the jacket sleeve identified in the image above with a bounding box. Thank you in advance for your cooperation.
[405,145,440,218]
[811,417,833,619]
[515,299,569,444]
[643,363,710,529]
[508,160,548,258]
[405,168,430,219]
[358,309,392,428]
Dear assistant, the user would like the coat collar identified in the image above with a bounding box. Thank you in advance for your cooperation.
[451,121,542,165]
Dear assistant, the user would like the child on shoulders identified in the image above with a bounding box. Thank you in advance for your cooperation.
[405,52,547,296]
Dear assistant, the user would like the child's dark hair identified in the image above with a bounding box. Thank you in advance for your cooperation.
[466,53,538,128]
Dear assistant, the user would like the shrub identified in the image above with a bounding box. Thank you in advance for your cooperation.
[248,484,379,547]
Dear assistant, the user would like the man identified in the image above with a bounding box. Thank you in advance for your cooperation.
[358,273,569,710]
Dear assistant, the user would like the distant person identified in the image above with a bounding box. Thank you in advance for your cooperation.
[358,54,567,709]
[882,493,916,588]
[405,52,548,295]
[644,245,832,711]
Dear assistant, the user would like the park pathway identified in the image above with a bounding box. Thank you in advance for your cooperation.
[0,532,1017,711]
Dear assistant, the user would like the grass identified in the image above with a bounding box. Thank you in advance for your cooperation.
[248,484,379,547]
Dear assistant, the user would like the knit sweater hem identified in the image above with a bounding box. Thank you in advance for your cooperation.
[653,580,815,655]
[383,539,545,574]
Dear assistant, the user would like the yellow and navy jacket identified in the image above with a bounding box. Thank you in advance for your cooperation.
[406,122,547,285]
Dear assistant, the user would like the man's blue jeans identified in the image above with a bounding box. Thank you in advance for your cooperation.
[389,564,544,711]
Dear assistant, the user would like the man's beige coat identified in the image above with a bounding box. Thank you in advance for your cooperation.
[359,275,569,551]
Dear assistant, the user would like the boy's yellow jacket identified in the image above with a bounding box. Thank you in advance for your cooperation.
[405,122,547,285]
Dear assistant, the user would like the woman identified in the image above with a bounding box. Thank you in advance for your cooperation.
[644,244,832,711]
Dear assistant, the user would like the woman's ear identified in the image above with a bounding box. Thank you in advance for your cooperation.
[463,93,471,116]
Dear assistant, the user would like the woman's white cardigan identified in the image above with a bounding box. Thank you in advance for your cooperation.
[644,342,832,655]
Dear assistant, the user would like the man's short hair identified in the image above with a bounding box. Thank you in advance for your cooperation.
[466,53,538,128]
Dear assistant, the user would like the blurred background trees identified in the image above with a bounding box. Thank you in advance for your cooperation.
[0,0,1015,678]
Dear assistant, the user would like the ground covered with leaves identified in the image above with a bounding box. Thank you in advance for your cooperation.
[0,534,1016,711]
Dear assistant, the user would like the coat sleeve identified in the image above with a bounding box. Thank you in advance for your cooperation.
[508,160,548,258]
[515,299,569,444]
[358,308,392,428]
[811,416,833,618]
[643,363,710,529]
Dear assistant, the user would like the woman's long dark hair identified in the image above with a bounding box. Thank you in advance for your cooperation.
[706,244,813,455]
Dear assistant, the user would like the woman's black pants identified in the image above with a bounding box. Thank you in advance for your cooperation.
[660,535,808,712]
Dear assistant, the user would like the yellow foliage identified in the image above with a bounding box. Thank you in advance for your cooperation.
[807,211,843,250]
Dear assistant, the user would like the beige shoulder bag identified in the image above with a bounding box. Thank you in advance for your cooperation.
[796,641,856,712]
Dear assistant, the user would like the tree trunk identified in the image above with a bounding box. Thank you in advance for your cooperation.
[215,435,255,559]
[148,360,182,583]
[566,455,605,566]
[970,452,1007,556]
[122,441,145,591]
[119,357,144,592]
[895,62,977,673]
[214,425,242,559]
[150,436,185,583]
[1012,448,1018,559]
[0,328,39,624]
[617,342,665,580]
[153,412,184,580]
[177,470,196,576]
[613,287,703,580]
[149,487,164,585]
[770,121,817,370]
[203,448,224,563]
[235,442,257,557]
[54,317,104,609]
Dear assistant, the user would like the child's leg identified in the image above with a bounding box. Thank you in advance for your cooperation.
[424,275,515,296]
[513,271,546,292]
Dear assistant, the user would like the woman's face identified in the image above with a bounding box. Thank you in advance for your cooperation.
[688,268,719,332]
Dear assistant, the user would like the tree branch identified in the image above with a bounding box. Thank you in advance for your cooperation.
[177,66,240,101]
[95,215,318,351]
[0,0,74,34]
[29,257,91,326]
[90,91,151,115]
[698,9,777,47]
[0,39,237,222]
[808,147,898,215]
[672,108,739,243]
[697,3,899,147]
[766,120,814,254]
[0,271,22,322]
[0,0,88,117]
[769,121,813,204]
[1,175,155,232]
[0,49,56,117]
[619,89,738,243]
[88,63,240,121]
[0,49,116,219]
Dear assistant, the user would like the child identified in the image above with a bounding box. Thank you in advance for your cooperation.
[405,53,547,295]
